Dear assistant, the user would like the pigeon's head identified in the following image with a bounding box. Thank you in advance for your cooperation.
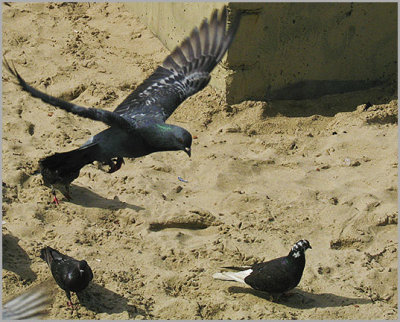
[78,260,88,274]
[149,124,192,156]
[167,125,192,157]
[289,239,312,258]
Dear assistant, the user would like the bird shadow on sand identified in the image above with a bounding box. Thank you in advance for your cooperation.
[65,185,144,211]
[77,282,148,318]
[2,233,37,281]
[228,286,371,309]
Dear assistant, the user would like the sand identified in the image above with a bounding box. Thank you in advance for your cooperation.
[2,2,398,320]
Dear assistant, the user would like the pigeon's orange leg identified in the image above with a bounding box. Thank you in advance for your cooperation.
[51,187,59,205]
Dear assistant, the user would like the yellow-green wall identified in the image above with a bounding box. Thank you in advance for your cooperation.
[125,2,397,105]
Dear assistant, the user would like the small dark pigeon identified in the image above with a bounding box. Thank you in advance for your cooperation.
[40,246,93,307]
[4,6,241,204]
[2,282,52,320]
[213,240,312,298]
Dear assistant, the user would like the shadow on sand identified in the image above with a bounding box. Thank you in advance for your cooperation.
[261,80,395,118]
[64,184,144,212]
[2,233,37,281]
[228,286,371,309]
[77,282,148,318]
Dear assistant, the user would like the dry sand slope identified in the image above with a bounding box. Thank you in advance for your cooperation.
[2,3,398,320]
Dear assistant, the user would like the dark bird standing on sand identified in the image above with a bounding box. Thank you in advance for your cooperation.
[40,246,93,307]
[213,240,312,298]
[4,6,241,204]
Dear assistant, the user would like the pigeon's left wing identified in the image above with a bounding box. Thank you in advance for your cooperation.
[3,59,135,131]
[244,257,296,292]
[114,6,241,122]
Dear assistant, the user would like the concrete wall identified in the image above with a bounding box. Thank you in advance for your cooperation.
[125,2,397,106]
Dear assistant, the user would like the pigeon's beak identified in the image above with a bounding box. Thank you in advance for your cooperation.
[184,147,191,157]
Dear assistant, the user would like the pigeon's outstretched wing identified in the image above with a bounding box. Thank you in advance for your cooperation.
[3,58,134,131]
[2,283,52,320]
[4,6,240,128]
[114,6,241,121]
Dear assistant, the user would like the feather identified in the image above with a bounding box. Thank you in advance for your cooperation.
[212,269,253,284]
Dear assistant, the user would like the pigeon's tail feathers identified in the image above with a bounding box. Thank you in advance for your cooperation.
[40,247,67,269]
[212,272,237,281]
[212,269,252,284]
[2,282,52,320]
[40,143,98,172]
[40,247,54,267]
[39,143,100,187]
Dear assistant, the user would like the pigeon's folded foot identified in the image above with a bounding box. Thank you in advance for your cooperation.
[107,157,124,173]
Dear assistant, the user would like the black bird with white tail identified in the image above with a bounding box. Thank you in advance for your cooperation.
[4,6,241,204]
[40,246,93,307]
[213,240,312,296]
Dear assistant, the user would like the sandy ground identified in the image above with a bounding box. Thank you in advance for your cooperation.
[2,3,398,320]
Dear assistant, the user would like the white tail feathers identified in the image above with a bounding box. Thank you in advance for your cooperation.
[212,269,253,284]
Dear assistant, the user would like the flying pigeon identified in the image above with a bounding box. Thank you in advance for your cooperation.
[2,282,52,320]
[4,6,241,204]
[213,240,312,298]
[40,246,93,307]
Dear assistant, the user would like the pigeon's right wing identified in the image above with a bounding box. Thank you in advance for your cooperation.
[113,6,241,122]
[3,59,135,131]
